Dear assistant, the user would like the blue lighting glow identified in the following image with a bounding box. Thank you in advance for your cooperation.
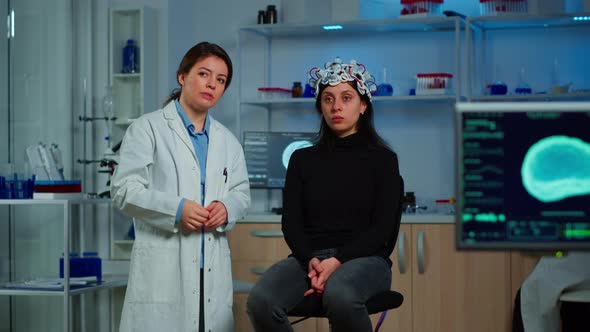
[573,16,590,21]
[322,25,343,30]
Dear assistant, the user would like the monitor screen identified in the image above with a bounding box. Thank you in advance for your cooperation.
[456,102,590,250]
[243,131,316,188]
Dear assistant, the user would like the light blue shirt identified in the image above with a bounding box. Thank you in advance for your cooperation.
[174,100,209,268]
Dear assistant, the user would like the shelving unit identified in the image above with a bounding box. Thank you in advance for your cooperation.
[0,198,127,332]
[236,16,463,137]
[109,6,157,145]
[465,13,590,101]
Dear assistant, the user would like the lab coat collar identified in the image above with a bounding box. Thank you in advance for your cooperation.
[163,101,221,163]
[163,101,196,161]
[174,99,211,137]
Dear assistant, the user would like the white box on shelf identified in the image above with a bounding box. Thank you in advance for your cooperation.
[281,0,331,24]
[332,0,389,21]
[281,0,393,23]
[528,0,566,15]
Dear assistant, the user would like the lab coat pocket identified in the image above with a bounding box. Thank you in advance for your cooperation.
[128,243,179,303]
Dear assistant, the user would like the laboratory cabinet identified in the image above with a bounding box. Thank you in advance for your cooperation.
[228,215,536,332]
[0,198,126,332]
[465,13,590,102]
[108,6,157,146]
[229,214,523,332]
[361,223,513,332]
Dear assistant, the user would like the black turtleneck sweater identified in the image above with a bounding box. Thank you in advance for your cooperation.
[281,132,403,266]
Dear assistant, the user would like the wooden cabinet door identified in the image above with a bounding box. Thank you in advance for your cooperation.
[368,224,413,332]
[230,224,317,332]
[411,224,512,332]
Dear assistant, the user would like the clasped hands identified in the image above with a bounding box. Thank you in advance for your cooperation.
[304,257,341,297]
[181,200,227,232]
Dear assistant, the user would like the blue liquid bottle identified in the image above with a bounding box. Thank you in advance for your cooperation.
[122,39,139,73]
[376,68,393,96]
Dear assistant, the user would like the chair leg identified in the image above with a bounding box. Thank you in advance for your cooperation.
[374,311,388,332]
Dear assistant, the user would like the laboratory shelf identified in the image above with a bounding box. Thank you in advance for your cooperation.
[113,73,141,79]
[239,213,454,224]
[114,240,134,245]
[465,12,590,101]
[0,197,112,332]
[0,198,111,205]
[469,92,590,102]
[239,16,462,37]
[467,13,590,30]
[241,95,458,107]
[0,278,127,297]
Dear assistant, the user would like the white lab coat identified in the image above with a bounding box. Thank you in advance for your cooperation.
[521,252,590,332]
[111,101,250,332]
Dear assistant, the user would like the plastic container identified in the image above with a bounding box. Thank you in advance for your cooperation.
[479,0,528,16]
[257,87,292,100]
[122,39,139,73]
[400,0,444,17]
[0,165,35,199]
[60,252,102,282]
[303,83,315,98]
[435,198,455,214]
[415,73,453,95]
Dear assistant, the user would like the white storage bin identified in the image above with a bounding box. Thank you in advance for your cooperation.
[400,0,444,17]
[281,0,392,23]
[479,0,528,16]
[415,73,453,95]
[258,87,292,100]
[528,0,565,15]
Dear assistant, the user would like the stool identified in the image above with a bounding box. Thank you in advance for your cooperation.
[288,290,403,332]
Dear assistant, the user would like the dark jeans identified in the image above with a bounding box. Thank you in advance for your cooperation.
[247,254,392,332]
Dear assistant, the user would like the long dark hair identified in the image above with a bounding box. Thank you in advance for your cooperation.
[163,41,233,106]
[314,81,390,151]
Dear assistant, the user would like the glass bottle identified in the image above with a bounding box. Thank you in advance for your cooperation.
[266,5,277,24]
[103,85,114,147]
[122,39,139,73]
[376,67,393,96]
[292,82,303,98]
[258,10,266,24]
[515,67,531,94]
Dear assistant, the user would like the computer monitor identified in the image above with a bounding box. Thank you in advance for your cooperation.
[456,102,590,250]
[243,131,316,188]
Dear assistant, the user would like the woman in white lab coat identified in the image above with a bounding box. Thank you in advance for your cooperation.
[111,41,250,332]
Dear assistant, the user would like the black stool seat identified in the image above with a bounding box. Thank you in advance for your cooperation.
[288,290,404,318]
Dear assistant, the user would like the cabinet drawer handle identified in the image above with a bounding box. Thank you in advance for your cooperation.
[250,267,267,275]
[250,230,283,237]
[397,231,406,274]
[417,231,425,274]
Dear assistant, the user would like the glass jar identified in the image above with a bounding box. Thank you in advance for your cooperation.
[292,82,303,97]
